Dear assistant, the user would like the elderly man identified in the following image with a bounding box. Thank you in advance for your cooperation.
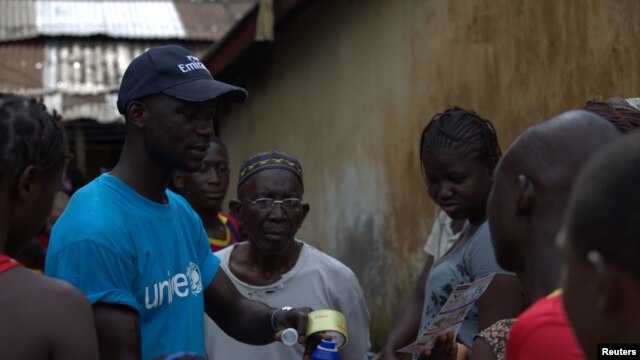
[486,110,620,360]
[206,151,370,360]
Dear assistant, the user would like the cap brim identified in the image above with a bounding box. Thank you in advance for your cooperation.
[163,78,248,103]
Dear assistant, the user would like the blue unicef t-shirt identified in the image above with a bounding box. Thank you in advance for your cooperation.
[46,174,220,360]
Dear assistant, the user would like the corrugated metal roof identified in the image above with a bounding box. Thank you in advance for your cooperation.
[0,0,258,42]
[36,1,186,39]
[174,1,255,41]
[0,0,37,41]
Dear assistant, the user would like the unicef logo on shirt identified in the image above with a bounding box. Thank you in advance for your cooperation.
[143,262,203,310]
[187,262,202,295]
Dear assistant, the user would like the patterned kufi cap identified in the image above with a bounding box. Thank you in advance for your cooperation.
[237,151,303,190]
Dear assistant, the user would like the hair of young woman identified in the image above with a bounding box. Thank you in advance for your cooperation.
[584,97,640,133]
[419,106,502,172]
[0,93,68,179]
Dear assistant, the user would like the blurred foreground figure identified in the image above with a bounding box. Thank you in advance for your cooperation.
[559,129,640,360]
[0,93,98,360]
[488,110,620,360]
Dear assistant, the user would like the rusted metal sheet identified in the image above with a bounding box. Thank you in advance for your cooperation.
[0,40,44,91]
[214,0,640,351]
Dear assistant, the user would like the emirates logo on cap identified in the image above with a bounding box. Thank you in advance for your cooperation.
[116,45,247,114]
[178,55,209,74]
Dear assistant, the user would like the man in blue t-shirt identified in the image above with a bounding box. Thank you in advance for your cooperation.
[45,45,312,360]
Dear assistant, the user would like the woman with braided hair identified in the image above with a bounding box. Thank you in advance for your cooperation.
[380,107,526,360]
[0,93,98,359]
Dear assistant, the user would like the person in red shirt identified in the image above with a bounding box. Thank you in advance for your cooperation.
[172,136,241,252]
[486,110,620,360]
[0,93,98,359]
[558,130,640,360]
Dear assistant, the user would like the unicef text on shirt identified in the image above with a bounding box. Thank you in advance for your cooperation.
[145,262,203,310]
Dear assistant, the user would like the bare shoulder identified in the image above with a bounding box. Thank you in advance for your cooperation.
[0,268,97,359]
[29,269,88,304]
[2,268,92,319]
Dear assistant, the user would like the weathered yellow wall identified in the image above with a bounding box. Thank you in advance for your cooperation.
[217,0,640,351]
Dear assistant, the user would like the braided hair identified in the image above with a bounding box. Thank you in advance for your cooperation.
[584,97,640,133]
[0,93,68,179]
[420,107,501,170]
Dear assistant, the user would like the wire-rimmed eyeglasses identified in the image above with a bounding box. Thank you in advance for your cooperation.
[246,197,305,212]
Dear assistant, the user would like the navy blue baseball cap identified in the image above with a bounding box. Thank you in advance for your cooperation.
[116,45,248,114]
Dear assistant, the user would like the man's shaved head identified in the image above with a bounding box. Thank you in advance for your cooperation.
[488,110,619,278]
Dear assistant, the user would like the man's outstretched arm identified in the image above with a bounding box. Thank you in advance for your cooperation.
[204,268,311,345]
[92,303,141,360]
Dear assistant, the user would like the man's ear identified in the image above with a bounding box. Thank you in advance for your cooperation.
[299,203,310,229]
[172,173,184,190]
[588,251,623,314]
[16,165,39,203]
[294,203,310,230]
[516,174,534,216]
[126,100,147,128]
[488,165,496,182]
[229,199,242,223]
